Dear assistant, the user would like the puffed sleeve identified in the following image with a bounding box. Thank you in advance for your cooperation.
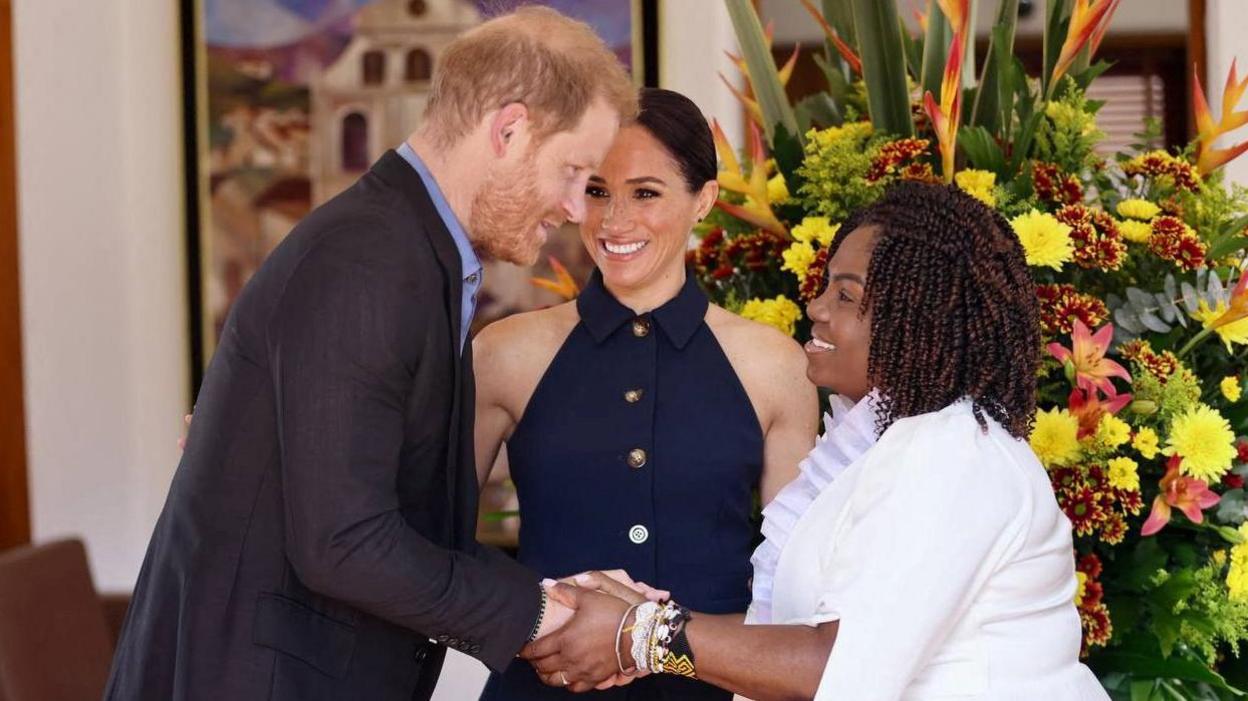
[810,409,1033,701]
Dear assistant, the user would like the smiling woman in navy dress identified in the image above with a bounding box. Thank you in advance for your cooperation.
[474,89,819,700]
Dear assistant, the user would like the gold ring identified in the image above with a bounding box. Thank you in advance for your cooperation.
[559,671,569,686]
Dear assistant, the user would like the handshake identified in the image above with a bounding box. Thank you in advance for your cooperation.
[520,570,687,693]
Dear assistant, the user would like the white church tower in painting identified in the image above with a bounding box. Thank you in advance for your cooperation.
[310,0,481,205]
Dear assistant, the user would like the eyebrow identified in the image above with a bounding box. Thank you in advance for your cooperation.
[830,272,865,285]
[585,175,668,186]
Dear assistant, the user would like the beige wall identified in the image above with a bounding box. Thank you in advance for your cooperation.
[13,0,188,592]
[1207,0,1248,186]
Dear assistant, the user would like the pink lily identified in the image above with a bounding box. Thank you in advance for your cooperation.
[1194,59,1248,175]
[1046,320,1132,396]
[1141,456,1222,536]
[1067,387,1132,440]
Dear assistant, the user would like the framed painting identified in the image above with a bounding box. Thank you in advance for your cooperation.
[181,0,659,387]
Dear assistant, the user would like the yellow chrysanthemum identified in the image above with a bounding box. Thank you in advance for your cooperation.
[739,296,803,337]
[1106,456,1141,491]
[1223,376,1243,403]
[1116,198,1161,221]
[791,217,840,247]
[1095,415,1132,449]
[1117,219,1153,244]
[1030,408,1082,468]
[767,173,791,204]
[954,169,997,207]
[1011,210,1074,271]
[1074,571,1088,606]
[1192,299,1248,351]
[781,241,817,279]
[1164,404,1237,483]
[1133,426,1160,460]
[1229,524,1248,602]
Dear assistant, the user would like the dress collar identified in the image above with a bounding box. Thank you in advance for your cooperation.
[576,269,709,350]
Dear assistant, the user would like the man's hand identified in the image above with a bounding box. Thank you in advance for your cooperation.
[520,584,633,692]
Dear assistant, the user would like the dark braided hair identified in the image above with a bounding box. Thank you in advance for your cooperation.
[825,181,1041,440]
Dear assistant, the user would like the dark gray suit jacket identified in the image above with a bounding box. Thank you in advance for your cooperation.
[104,151,541,701]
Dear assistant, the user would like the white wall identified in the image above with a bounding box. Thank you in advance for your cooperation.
[13,0,189,592]
[660,0,743,142]
[1206,0,1248,187]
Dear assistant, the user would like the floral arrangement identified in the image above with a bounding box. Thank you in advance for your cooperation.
[705,0,1248,694]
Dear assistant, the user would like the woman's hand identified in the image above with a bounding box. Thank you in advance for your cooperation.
[555,569,668,606]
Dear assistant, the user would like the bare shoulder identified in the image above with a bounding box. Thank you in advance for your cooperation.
[705,304,808,373]
[704,304,815,428]
[473,302,579,414]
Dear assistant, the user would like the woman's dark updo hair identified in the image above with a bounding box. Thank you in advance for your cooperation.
[635,87,716,192]
[826,181,1041,440]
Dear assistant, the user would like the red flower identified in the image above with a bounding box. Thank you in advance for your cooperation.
[1032,162,1084,205]
[798,249,830,302]
[1068,387,1132,440]
[1055,204,1127,271]
[1238,439,1248,464]
[1223,473,1245,490]
[1077,553,1103,584]
[1120,340,1180,382]
[1141,456,1222,535]
[1124,152,1201,192]
[1063,486,1106,536]
[867,138,931,182]
[1037,284,1110,337]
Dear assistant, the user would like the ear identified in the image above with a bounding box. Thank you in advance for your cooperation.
[694,180,719,222]
[489,102,531,158]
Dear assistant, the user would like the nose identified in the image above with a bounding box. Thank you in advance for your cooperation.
[600,198,634,234]
[806,294,829,323]
[563,192,587,224]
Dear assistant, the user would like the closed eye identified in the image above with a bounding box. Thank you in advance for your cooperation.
[838,289,855,304]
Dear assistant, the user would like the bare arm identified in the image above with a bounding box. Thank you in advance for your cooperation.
[525,578,836,700]
[757,338,819,506]
[679,614,837,701]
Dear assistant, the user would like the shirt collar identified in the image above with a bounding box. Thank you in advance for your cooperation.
[576,269,708,350]
[395,142,481,281]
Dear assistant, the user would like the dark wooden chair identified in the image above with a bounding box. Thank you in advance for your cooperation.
[0,539,128,701]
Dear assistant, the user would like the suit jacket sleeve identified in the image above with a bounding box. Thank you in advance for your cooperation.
[266,234,541,671]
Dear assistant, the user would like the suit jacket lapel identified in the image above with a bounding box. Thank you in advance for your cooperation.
[370,151,467,545]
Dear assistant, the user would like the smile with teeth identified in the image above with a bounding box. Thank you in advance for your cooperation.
[602,240,649,255]
[806,336,837,353]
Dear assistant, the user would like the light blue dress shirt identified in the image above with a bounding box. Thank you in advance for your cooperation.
[396,142,483,352]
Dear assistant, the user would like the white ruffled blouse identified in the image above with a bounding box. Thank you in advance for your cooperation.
[745,397,1108,700]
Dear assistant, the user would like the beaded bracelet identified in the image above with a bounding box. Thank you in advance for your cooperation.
[649,601,696,678]
[629,602,661,673]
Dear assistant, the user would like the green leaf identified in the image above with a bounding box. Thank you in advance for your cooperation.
[959,125,1008,177]
[970,1,1020,135]
[1094,650,1243,692]
[724,0,801,145]
[772,123,807,190]
[1130,680,1159,701]
[821,0,857,52]
[482,510,519,522]
[1042,0,1073,97]
[899,17,923,80]
[1074,59,1115,92]
[1010,112,1045,173]
[795,92,842,132]
[850,0,914,137]
[919,3,950,103]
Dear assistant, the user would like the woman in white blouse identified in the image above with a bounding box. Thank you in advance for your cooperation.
[526,182,1108,700]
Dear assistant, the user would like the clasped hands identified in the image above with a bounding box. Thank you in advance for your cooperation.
[521,570,668,692]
